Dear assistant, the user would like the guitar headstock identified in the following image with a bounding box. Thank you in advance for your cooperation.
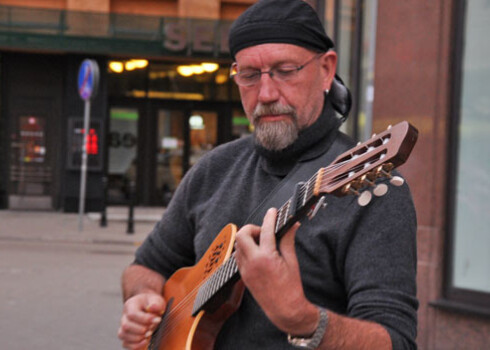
[314,121,418,199]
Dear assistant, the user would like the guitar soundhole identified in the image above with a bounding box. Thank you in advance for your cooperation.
[148,297,174,350]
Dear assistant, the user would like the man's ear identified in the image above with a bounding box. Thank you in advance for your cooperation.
[319,51,337,91]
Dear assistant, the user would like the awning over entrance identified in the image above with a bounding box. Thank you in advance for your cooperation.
[0,4,233,59]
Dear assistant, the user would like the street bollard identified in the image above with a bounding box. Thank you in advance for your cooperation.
[126,180,135,234]
[100,176,107,227]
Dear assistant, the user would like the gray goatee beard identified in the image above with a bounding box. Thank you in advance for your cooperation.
[252,103,299,151]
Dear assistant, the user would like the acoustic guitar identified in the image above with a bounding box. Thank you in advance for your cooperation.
[147,121,419,350]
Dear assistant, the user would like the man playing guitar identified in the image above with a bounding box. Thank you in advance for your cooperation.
[118,1,418,349]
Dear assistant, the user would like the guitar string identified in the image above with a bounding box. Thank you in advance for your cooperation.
[159,157,381,327]
[156,254,239,340]
[154,152,388,340]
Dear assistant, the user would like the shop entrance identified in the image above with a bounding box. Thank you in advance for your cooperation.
[3,54,65,210]
[107,99,237,206]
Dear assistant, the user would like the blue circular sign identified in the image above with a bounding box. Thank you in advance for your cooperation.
[78,59,99,101]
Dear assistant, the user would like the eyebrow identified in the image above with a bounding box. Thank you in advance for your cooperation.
[237,59,301,71]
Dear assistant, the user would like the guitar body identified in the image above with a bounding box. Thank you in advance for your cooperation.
[149,223,244,350]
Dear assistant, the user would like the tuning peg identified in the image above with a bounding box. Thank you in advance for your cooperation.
[343,183,359,196]
[357,190,372,207]
[373,183,389,197]
[390,176,405,187]
[360,174,375,187]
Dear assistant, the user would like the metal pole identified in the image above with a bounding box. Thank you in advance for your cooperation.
[78,99,91,231]
[100,176,108,227]
[126,180,135,234]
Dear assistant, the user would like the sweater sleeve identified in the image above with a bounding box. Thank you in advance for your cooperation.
[342,181,418,350]
[133,164,198,279]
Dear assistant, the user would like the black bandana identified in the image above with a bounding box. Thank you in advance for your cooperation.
[229,0,334,59]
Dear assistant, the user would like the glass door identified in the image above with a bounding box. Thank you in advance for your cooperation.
[153,107,219,206]
[107,107,139,204]
[155,108,186,206]
[9,115,52,209]
[189,110,218,167]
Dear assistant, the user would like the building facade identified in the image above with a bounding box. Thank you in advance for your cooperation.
[0,0,376,212]
[374,0,490,349]
[0,0,488,349]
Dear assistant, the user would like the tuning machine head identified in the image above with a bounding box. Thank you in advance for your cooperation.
[390,176,405,187]
[357,190,372,206]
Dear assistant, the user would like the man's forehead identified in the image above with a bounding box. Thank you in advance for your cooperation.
[235,44,313,65]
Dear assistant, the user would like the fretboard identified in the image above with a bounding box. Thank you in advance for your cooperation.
[192,169,322,316]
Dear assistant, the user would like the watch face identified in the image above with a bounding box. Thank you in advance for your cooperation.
[288,335,315,349]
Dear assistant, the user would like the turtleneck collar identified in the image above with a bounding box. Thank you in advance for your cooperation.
[255,96,341,176]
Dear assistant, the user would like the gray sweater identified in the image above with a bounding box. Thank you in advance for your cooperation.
[135,99,418,349]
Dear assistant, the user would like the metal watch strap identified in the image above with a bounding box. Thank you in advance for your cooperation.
[287,307,329,349]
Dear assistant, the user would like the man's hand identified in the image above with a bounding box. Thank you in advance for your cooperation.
[118,292,166,350]
[234,208,319,336]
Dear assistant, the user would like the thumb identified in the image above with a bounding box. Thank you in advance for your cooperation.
[145,293,166,315]
[279,222,301,264]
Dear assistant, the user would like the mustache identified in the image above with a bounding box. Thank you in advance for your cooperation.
[252,103,297,122]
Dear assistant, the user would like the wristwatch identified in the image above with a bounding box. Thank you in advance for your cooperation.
[287,307,329,349]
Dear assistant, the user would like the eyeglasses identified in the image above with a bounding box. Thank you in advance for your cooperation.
[230,53,323,87]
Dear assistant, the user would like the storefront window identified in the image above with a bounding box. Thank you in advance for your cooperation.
[332,0,377,142]
[232,109,252,140]
[156,109,185,206]
[108,59,238,102]
[450,0,490,295]
[107,107,138,202]
[9,115,51,196]
[189,110,217,167]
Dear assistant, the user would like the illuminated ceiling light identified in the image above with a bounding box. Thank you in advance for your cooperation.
[125,61,137,71]
[189,115,204,130]
[177,65,194,77]
[215,73,228,84]
[191,65,205,75]
[109,61,124,73]
[130,59,148,69]
[201,62,219,73]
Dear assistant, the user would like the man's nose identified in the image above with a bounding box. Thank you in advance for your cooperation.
[257,73,280,104]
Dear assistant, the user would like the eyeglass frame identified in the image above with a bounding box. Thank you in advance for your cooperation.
[229,52,324,87]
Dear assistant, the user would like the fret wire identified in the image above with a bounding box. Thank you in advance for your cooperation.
[277,205,284,233]
[303,180,310,206]
[217,265,225,289]
[282,203,289,228]
[223,258,231,281]
[276,200,289,233]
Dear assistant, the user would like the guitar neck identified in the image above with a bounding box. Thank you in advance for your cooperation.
[192,121,419,316]
[192,171,321,316]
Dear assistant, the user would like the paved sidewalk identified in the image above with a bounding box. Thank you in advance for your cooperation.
[0,206,165,246]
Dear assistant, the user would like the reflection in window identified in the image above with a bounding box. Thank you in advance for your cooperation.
[452,0,490,293]
[156,109,185,206]
[107,108,138,203]
[334,0,377,141]
[189,110,217,167]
